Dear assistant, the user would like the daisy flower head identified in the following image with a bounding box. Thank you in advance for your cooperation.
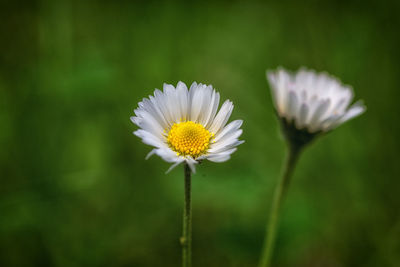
[131,82,244,173]
[267,67,366,146]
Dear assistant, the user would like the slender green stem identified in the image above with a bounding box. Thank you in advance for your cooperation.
[181,163,192,267]
[259,144,302,267]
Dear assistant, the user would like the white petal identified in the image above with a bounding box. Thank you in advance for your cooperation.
[148,95,169,127]
[134,130,165,148]
[163,83,180,123]
[209,100,233,134]
[166,160,184,174]
[320,114,342,130]
[154,89,174,126]
[308,99,331,132]
[190,86,204,122]
[139,98,168,129]
[154,148,180,163]
[209,130,243,153]
[341,103,365,122]
[198,85,214,126]
[209,140,244,155]
[206,148,237,162]
[145,149,157,160]
[134,110,165,138]
[207,155,231,162]
[286,91,299,121]
[266,71,280,110]
[295,103,309,129]
[205,91,220,128]
[214,120,243,143]
[130,116,141,126]
[330,101,366,129]
[276,68,290,113]
[176,81,189,120]
[185,157,197,173]
[330,97,347,115]
[188,82,198,116]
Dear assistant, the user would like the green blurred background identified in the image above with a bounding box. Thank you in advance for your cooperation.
[1,0,399,266]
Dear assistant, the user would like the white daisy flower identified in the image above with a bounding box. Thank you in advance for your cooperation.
[267,67,366,134]
[131,81,244,173]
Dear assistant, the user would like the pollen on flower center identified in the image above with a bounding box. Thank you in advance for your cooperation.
[167,121,214,158]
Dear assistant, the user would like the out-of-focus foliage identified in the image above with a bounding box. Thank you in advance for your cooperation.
[1,0,399,266]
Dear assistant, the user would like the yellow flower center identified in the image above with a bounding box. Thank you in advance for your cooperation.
[167,121,214,158]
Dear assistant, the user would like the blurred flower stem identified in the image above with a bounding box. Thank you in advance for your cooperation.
[181,163,192,267]
[259,142,302,267]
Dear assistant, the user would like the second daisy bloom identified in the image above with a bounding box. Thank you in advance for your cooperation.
[131,82,244,172]
[267,67,366,134]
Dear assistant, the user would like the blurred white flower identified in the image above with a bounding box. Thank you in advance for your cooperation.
[131,81,244,173]
[267,67,366,134]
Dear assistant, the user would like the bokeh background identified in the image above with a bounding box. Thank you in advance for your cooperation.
[1,0,399,266]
